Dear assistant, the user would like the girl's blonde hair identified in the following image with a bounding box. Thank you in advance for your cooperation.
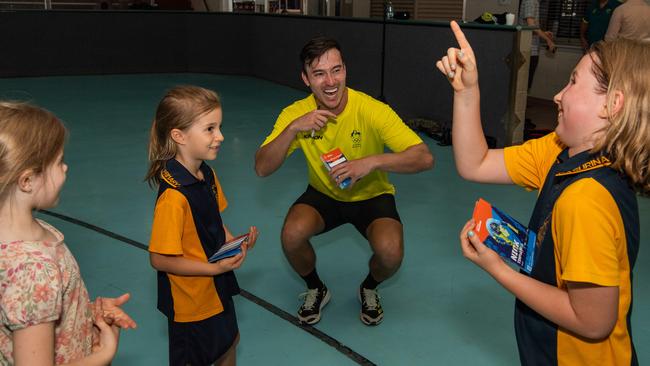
[590,39,650,195]
[145,86,221,187]
[0,101,67,203]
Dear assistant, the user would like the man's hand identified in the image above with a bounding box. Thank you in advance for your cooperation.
[289,110,337,134]
[328,157,374,188]
[543,31,557,53]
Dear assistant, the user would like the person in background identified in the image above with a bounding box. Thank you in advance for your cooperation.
[580,0,622,52]
[519,0,558,131]
[605,0,650,42]
[519,0,557,91]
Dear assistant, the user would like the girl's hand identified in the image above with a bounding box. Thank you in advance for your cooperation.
[95,293,137,330]
[435,21,479,92]
[244,226,259,250]
[92,301,120,364]
[212,244,247,274]
[459,219,505,274]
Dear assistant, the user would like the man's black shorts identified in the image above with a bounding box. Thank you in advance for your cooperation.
[167,296,238,366]
[293,185,401,238]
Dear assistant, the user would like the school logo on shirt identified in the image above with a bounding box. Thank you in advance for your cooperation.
[555,156,611,176]
[351,130,361,148]
[161,169,180,188]
[208,169,219,197]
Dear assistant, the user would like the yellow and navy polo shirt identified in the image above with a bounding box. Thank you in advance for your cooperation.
[148,159,240,323]
[504,132,639,366]
[260,87,423,202]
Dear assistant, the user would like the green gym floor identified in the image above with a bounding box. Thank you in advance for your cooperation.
[1,74,648,365]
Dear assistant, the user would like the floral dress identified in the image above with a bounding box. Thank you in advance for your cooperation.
[0,220,94,365]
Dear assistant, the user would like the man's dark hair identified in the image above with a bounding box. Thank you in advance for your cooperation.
[300,36,344,73]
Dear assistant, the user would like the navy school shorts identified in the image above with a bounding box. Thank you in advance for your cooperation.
[167,296,238,366]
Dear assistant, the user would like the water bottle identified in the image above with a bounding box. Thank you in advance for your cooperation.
[386,0,394,19]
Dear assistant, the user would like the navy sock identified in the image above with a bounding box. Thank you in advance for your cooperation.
[301,269,324,289]
[361,272,380,290]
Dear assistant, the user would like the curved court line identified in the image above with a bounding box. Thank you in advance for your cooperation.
[38,209,377,366]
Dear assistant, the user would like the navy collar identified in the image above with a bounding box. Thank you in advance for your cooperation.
[165,159,210,187]
[554,149,611,177]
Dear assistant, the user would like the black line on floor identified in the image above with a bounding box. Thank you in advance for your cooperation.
[238,289,375,365]
[39,209,148,251]
[38,209,376,366]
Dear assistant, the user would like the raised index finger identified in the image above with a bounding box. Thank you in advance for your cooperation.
[450,20,472,51]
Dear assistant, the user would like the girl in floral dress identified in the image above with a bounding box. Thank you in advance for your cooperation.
[0,102,136,365]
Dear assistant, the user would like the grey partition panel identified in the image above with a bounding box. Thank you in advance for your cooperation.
[0,11,519,146]
[0,11,188,77]
[384,23,515,146]
[466,27,514,146]
[187,12,253,75]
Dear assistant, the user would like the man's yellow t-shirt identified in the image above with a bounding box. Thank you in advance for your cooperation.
[261,88,423,202]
